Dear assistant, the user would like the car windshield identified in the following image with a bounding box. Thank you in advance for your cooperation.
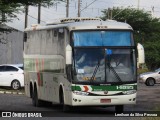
[73,48,136,84]
[155,68,160,72]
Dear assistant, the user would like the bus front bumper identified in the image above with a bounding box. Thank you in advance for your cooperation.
[71,92,136,106]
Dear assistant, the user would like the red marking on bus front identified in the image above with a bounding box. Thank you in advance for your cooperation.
[83,86,89,92]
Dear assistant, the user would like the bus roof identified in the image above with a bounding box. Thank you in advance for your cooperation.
[25,18,133,32]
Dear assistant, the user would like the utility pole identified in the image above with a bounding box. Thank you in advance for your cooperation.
[107,8,112,20]
[78,0,81,17]
[138,0,140,10]
[24,5,28,28]
[110,9,112,20]
[66,0,69,17]
[2,11,5,23]
[38,3,41,24]
[24,4,28,45]
[151,6,154,17]
[107,8,110,19]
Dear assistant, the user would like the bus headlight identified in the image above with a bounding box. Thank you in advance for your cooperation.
[73,91,89,96]
[123,90,136,95]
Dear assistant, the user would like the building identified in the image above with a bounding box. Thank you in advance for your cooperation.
[0,24,23,64]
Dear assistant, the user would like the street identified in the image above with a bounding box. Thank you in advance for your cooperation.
[0,83,159,118]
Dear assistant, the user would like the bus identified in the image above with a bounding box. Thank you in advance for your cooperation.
[24,18,137,112]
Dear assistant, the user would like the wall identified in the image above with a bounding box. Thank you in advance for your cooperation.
[0,25,23,64]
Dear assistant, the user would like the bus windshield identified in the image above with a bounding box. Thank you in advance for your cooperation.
[73,30,134,46]
[72,30,136,84]
[73,48,136,84]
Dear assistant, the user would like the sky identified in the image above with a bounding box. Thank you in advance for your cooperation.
[6,0,160,31]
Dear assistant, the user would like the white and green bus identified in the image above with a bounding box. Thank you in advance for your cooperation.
[24,18,137,112]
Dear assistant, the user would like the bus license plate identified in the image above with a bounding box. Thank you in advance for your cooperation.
[100,99,111,103]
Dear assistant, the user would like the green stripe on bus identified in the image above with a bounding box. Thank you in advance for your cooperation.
[72,85,137,91]
[91,85,137,91]
[71,86,81,91]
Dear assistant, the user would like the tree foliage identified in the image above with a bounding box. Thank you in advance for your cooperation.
[101,7,160,70]
[1,0,64,7]
[0,0,64,43]
[0,2,22,25]
[0,0,65,23]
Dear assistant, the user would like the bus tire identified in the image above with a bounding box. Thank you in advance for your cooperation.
[32,86,43,107]
[59,87,70,112]
[115,105,124,113]
[30,83,33,98]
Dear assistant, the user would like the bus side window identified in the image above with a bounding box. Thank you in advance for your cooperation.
[54,29,58,37]
[24,33,27,42]
[58,28,65,56]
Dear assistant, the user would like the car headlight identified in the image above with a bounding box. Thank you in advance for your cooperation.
[123,90,137,95]
[73,91,89,96]
[139,75,144,78]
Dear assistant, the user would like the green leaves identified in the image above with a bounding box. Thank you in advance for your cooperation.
[0,0,64,44]
[1,0,65,6]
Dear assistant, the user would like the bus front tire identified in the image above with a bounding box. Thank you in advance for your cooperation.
[59,88,70,112]
[115,105,124,113]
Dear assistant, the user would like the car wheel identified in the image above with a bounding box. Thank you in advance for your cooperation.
[146,78,155,86]
[11,80,21,90]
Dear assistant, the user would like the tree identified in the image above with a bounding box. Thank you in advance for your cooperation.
[1,0,64,6]
[101,7,160,70]
[0,0,64,43]
[0,2,22,27]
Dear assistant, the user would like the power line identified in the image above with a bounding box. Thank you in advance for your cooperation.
[28,14,46,23]
[32,0,160,19]
[80,0,98,12]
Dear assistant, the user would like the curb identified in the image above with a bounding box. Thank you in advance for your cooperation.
[0,90,24,95]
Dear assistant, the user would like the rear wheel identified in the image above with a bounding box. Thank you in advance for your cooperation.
[146,78,155,86]
[32,86,43,107]
[11,80,21,90]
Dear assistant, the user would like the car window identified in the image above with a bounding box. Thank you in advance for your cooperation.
[19,67,23,70]
[0,66,5,72]
[5,66,18,72]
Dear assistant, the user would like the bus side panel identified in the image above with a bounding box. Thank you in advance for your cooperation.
[24,28,67,104]
[24,71,30,97]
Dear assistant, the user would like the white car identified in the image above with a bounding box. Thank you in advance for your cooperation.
[0,64,24,90]
[139,68,160,86]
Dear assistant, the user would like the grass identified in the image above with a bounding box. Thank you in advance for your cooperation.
[0,87,25,93]
[137,68,150,75]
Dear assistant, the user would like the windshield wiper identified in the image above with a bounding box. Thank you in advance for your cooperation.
[90,60,100,82]
[107,62,123,83]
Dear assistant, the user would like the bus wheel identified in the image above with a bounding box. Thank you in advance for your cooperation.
[59,88,70,112]
[32,87,43,107]
[115,105,124,113]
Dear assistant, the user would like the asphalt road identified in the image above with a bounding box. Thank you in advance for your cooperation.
[0,83,159,119]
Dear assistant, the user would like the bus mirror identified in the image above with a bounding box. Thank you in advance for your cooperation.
[137,43,145,64]
[66,44,72,65]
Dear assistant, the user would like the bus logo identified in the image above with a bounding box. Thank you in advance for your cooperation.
[104,91,108,94]
[116,86,134,90]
